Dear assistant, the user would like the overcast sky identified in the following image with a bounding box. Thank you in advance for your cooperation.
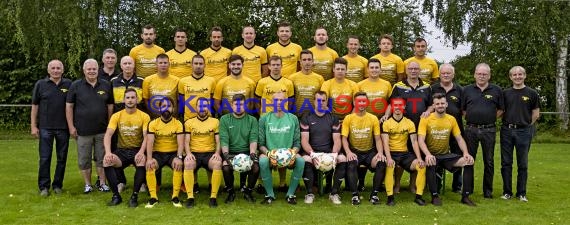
[422,15,471,63]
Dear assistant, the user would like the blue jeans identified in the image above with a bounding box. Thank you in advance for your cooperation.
[500,126,533,197]
[38,129,70,190]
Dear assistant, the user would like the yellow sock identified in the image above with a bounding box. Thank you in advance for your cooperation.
[184,170,195,199]
[385,166,395,196]
[210,169,222,198]
[146,169,158,199]
[415,164,426,195]
[172,170,183,199]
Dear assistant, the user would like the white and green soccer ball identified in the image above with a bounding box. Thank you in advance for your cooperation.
[314,153,336,172]
[232,154,253,172]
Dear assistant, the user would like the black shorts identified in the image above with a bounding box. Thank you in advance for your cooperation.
[153,152,177,169]
[194,152,214,171]
[391,152,416,172]
[435,153,462,173]
[355,150,375,170]
[115,148,138,169]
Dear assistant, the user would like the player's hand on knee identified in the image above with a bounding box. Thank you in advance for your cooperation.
[463,154,474,165]
[425,154,436,166]
[212,153,222,161]
[347,152,357,161]
[135,153,146,165]
[146,160,157,170]
[417,159,426,168]
[375,153,387,162]
[387,158,395,167]
[173,158,183,171]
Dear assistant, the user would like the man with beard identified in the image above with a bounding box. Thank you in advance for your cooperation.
[182,97,223,208]
[288,50,325,118]
[178,55,216,121]
[129,24,165,78]
[342,35,368,83]
[266,21,303,78]
[371,34,405,85]
[145,97,185,208]
[403,38,439,84]
[213,55,256,115]
[103,88,150,207]
[166,28,197,79]
[418,93,475,206]
[232,25,268,83]
[201,26,232,82]
[309,27,339,80]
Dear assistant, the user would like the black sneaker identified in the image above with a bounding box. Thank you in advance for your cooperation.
[243,189,255,203]
[193,183,200,194]
[145,198,159,208]
[358,185,365,192]
[171,197,182,208]
[209,198,218,208]
[461,196,476,206]
[369,195,380,205]
[128,195,138,208]
[225,190,236,204]
[107,195,122,206]
[386,195,395,206]
[431,196,442,206]
[261,196,275,205]
[185,198,195,208]
[277,184,288,193]
[286,195,297,205]
[483,191,493,199]
[95,178,100,190]
[256,184,266,195]
[414,196,426,206]
[351,195,361,205]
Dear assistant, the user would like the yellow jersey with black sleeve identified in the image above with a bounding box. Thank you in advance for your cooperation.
[232,45,268,83]
[266,42,303,78]
[288,71,324,114]
[200,46,232,82]
[184,116,219,153]
[320,78,359,120]
[404,56,439,83]
[371,53,405,85]
[129,44,165,78]
[178,75,216,121]
[357,78,392,115]
[142,74,179,117]
[417,113,461,155]
[342,54,368,83]
[107,109,151,149]
[255,76,294,114]
[381,116,416,152]
[308,46,339,80]
[166,48,197,78]
[341,112,381,152]
[147,117,183,153]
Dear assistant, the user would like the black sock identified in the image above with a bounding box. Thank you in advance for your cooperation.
[133,166,145,193]
[104,166,119,195]
[332,162,346,195]
[303,162,314,194]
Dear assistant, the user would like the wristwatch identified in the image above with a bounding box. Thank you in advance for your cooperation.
[177,155,183,160]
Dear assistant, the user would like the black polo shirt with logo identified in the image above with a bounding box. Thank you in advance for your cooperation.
[502,86,539,126]
[390,79,432,126]
[462,83,504,125]
[67,78,113,136]
[32,77,72,129]
[98,67,119,82]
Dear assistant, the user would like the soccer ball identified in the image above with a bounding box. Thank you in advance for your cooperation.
[314,153,336,172]
[268,148,296,168]
[231,154,253,172]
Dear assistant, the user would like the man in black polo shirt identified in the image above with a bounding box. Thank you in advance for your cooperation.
[300,91,345,204]
[462,63,504,198]
[31,59,72,196]
[66,59,114,194]
[99,48,119,81]
[500,66,539,202]
[431,63,463,193]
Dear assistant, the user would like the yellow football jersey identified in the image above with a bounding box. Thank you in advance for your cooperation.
[341,112,381,152]
[266,42,303,78]
[308,46,339,80]
[178,75,216,121]
[166,48,197,78]
[185,117,219,153]
[417,113,461,155]
[320,78,359,120]
[371,53,405,85]
[255,76,294,114]
[404,56,439,83]
[129,44,165,78]
[148,117,183,153]
[232,45,268,83]
[142,74,179,117]
[357,78,392,115]
[213,75,256,113]
[108,109,151,149]
[343,54,368,83]
[381,116,416,152]
[200,47,232,82]
[288,71,325,113]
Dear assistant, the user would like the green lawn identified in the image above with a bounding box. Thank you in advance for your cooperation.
[0,139,568,224]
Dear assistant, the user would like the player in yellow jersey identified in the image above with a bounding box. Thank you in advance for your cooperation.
[232,26,268,83]
[309,27,339,80]
[342,92,387,205]
[255,56,294,115]
[166,28,197,79]
[182,98,222,208]
[142,54,180,119]
[404,38,439,84]
[213,55,256,115]
[371,34,405,85]
[129,24,165,78]
[266,21,303,78]
[418,93,475,206]
[320,58,359,120]
[103,88,150,207]
[358,58,392,117]
[144,97,185,208]
[201,26,233,82]
[178,55,216,121]
[289,50,325,117]
[342,35,368,83]
[381,98,426,206]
